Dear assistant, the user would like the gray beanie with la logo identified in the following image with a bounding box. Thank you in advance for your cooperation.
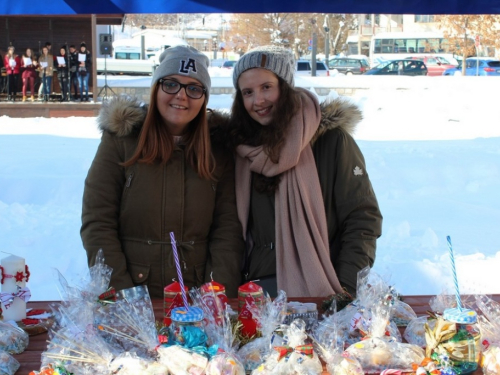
[152,45,211,100]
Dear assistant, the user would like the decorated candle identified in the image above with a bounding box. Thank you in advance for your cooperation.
[0,254,31,321]
[238,281,264,337]
[201,280,228,324]
[164,281,189,326]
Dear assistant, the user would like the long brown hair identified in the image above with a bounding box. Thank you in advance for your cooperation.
[229,75,302,193]
[229,76,301,163]
[123,82,214,180]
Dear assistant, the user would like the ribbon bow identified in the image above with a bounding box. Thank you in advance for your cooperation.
[98,287,117,305]
[0,286,31,309]
[274,344,314,361]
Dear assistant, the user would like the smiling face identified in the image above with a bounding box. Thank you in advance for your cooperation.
[156,74,205,135]
[238,68,281,126]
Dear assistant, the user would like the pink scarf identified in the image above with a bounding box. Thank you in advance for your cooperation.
[235,88,343,297]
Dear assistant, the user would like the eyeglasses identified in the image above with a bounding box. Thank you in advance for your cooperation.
[158,79,206,100]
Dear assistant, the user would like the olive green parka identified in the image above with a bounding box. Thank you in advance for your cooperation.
[81,95,244,298]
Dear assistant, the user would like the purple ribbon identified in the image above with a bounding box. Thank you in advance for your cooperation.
[0,286,31,309]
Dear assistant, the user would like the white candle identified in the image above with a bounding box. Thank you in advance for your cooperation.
[1,254,27,321]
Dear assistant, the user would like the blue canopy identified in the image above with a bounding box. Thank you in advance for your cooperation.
[4,0,500,15]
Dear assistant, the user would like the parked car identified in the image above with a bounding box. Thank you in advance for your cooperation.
[405,55,457,76]
[295,59,331,77]
[442,57,500,76]
[364,59,428,76]
[328,57,369,75]
[221,60,237,69]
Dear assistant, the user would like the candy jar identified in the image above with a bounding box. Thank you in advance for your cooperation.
[428,308,481,375]
[169,306,208,349]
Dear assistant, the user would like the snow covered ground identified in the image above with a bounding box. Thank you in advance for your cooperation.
[1,74,499,301]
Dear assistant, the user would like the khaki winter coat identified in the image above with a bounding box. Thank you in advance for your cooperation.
[81,96,244,298]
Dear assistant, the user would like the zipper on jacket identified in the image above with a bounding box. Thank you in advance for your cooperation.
[125,173,134,188]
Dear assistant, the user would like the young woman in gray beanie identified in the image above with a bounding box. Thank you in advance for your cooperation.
[81,45,244,298]
[229,45,382,298]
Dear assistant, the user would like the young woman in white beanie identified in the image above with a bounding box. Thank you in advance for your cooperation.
[81,45,244,298]
[229,45,382,298]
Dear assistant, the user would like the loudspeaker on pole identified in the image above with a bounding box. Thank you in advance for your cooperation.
[99,34,113,55]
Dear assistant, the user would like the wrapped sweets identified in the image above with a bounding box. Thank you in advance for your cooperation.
[404,316,436,348]
[189,288,245,375]
[164,281,189,326]
[482,345,500,375]
[475,295,500,375]
[238,290,287,372]
[425,308,481,375]
[0,350,20,375]
[346,291,425,372]
[95,285,160,356]
[0,321,29,354]
[157,345,209,375]
[252,319,323,375]
[107,352,168,375]
[317,267,401,349]
[238,281,264,337]
[311,312,363,375]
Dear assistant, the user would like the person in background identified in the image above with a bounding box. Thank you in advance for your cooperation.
[21,47,38,102]
[68,44,79,100]
[77,42,91,102]
[55,45,70,102]
[228,46,383,298]
[37,45,54,102]
[4,45,21,102]
[81,45,244,298]
[0,50,5,96]
[37,42,53,100]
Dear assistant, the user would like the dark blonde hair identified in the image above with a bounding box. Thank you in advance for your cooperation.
[123,82,214,180]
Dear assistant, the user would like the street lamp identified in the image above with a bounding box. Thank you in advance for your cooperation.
[323,15,330,67]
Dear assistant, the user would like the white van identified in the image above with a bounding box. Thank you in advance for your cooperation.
[96,40,155,76]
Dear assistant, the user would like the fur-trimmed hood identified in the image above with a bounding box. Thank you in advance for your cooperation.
[97,93,362,141]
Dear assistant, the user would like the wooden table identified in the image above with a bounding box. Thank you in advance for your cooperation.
[13,295,500,374]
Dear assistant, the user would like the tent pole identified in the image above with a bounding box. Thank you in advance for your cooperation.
[91,14,98,103]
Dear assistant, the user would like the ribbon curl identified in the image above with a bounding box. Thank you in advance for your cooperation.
[274,344,314,361]
[0,286,31,309]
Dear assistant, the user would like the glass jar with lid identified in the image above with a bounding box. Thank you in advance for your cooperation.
[169,306,207,348]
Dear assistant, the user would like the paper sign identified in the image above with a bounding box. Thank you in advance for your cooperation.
[40,61,48,68]
[23,57,32,65]
[78,53,86,62]
[57,56,66,65]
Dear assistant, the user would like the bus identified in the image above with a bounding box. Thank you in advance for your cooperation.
[369,31,471,67]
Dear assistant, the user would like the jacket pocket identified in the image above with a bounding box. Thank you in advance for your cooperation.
[127,261,150,285]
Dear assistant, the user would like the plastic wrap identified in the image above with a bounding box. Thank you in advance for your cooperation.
[0,321,29,354]
[238,290,287,372]
[482,345,500,375]
[311,302,363,375]
[157,345,209,375]
[391,299,417,327]
[0,350,19,375]
[345,287,425,372]
[94,285,159,356]
[108,352,168,374]
[251,319,323,375]
[404,316,435,348]
[190,288,245,375]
